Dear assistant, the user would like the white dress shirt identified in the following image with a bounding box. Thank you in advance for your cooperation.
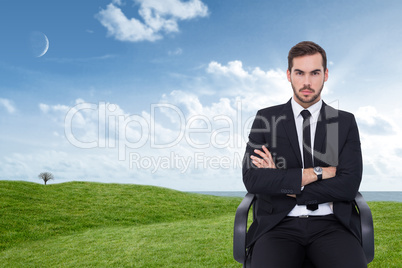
[287,97,333,217]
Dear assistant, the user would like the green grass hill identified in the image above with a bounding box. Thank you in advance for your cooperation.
[0,181,242,267]
[0,181,400,267]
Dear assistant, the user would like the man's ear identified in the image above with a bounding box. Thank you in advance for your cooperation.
[287,69,291,82]
[324,68,329,82]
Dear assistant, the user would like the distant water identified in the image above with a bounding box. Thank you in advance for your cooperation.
[192,191,402,202]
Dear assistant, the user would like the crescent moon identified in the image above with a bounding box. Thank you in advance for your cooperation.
[38,34,49,57]
[30,31,49,58]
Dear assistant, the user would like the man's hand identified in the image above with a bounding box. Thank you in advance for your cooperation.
[323,166,336,179]
[250,145,276,169]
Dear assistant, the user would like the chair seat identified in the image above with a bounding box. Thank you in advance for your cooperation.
[233,192,374,267]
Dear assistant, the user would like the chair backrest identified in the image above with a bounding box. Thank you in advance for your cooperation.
[355,192,375,263]
[233,193,255,264]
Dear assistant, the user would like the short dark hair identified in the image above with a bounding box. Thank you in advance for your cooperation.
[288,41,327,72]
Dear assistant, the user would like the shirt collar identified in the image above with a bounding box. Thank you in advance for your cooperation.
[291,97,323,120]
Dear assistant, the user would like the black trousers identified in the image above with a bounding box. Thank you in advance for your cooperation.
[250,215,367,268]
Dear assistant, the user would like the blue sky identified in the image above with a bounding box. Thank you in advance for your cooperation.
[1,0,402,191]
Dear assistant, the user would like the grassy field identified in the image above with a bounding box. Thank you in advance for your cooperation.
[0,181,400,267]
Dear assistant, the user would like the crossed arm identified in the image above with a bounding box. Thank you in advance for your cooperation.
[250,145,337,196]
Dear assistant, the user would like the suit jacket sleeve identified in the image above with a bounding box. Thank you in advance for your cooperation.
[296,113,363,204]
[242,110,303,196]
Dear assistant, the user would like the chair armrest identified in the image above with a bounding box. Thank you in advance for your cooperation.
[233,193,256,264]
[355,192,375,263]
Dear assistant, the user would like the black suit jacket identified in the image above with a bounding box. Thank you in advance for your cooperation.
[243,99,363,247]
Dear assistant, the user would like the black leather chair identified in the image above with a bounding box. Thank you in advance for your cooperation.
[233,192,374,267]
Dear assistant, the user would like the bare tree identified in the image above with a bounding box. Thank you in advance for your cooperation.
[38,172,54,185]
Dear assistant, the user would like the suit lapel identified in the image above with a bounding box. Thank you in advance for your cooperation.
[313,102,327,166]
[281,100,303,167]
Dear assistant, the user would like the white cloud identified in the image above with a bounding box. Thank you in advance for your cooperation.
[206,60,291,112]
[207,60,249,78]
[39,102,71,124]
[96,0,208,42]
[96,3,160,42]
[39,103,50,113]
[354,106,402,190]
[356,106,396,135]
[11,61,291,190]
[137,0,208,19]
[3,60,402,191]
[0,98,16,114]
[112,0,123,5]
[168,47,183,56]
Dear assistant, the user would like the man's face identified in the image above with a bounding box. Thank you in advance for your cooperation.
[287,53,328,108]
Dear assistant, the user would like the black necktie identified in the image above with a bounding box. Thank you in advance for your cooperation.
[300,110,318,211]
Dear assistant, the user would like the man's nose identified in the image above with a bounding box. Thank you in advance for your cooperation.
[303,75,311,87]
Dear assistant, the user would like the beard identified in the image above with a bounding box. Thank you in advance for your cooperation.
[292,82,324,105]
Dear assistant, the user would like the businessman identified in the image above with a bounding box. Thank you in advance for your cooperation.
[242,41,366,267]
